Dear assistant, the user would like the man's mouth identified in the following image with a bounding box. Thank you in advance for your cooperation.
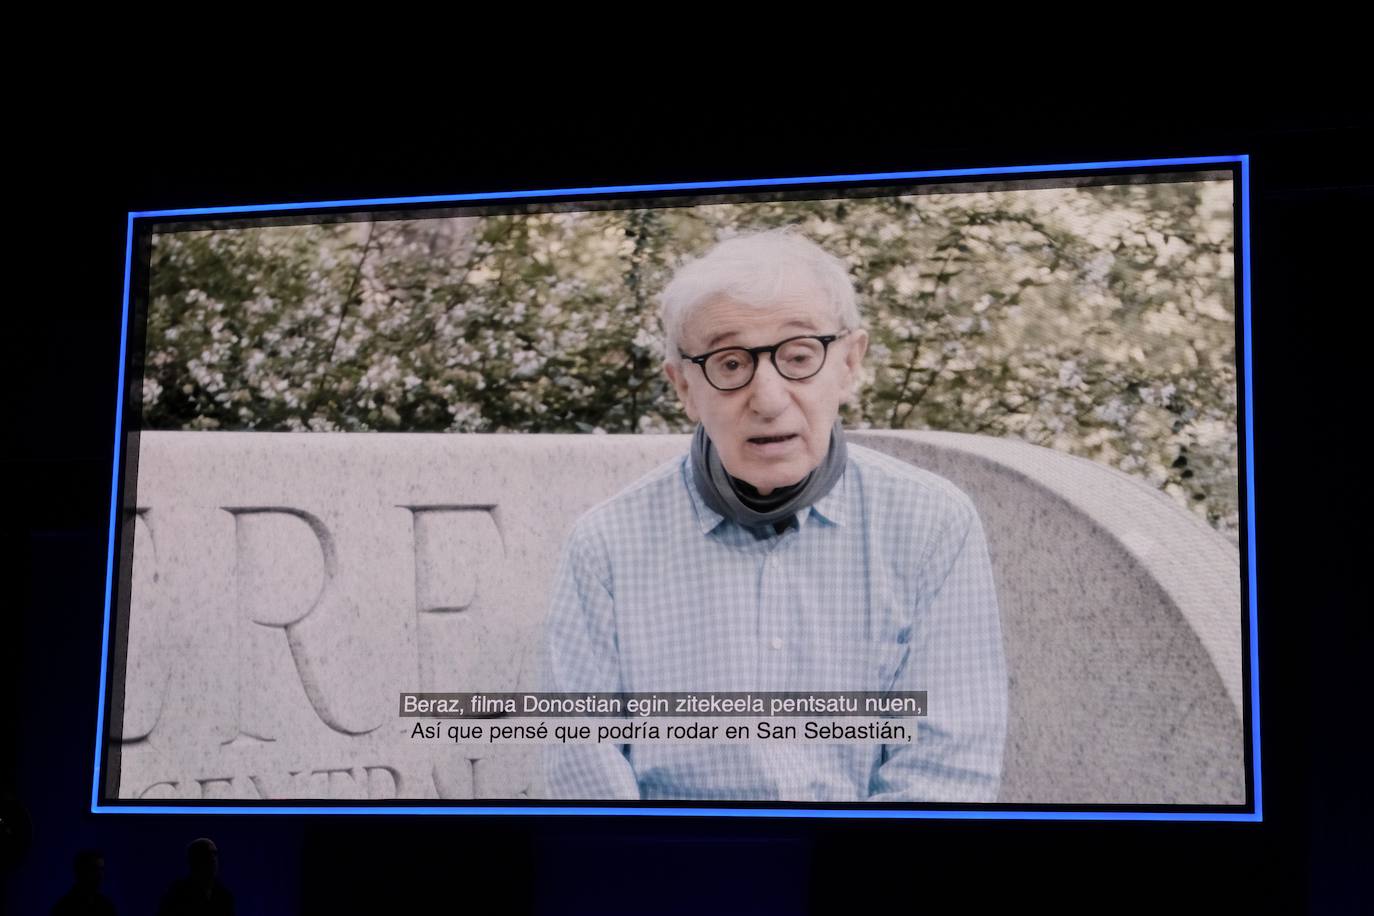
[746,433,798,447]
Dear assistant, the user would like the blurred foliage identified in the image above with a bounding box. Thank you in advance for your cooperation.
[144,180,1239,542]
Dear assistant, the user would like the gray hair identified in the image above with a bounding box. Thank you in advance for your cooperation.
[659,227,861,361]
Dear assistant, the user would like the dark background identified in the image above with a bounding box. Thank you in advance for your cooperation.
[6,96,1368,913]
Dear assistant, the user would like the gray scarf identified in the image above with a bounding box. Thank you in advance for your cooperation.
[690,419,848,536]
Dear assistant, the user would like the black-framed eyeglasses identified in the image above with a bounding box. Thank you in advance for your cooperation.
[679,331,851,392]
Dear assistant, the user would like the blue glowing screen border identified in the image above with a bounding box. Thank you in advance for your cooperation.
[93,155,1260,822]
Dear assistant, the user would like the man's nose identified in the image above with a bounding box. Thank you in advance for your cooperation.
[747,356,791,418]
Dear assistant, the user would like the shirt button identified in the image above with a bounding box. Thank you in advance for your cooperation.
[770,637,783,651]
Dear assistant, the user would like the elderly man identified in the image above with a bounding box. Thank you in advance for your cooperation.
[543,228,1007,802]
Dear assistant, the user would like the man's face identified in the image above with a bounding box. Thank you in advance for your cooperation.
[665,296,867,495]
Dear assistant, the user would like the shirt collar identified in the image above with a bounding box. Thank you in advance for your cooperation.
[682,455,849,536]
[683,456,728,535]
[808,467,849,528]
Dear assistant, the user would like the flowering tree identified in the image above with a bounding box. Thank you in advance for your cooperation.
[144,179,1238,542]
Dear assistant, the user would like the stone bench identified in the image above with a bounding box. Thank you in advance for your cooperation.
[112,430,1245,805]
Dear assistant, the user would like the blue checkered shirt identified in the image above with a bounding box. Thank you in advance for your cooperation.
[542,443,1007,803]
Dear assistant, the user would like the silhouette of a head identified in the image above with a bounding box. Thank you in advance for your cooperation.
[187,837,218,882]
[73,848,104,889]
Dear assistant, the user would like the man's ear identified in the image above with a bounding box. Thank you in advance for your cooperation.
[664,360,699,423]
[842,329,869,396]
